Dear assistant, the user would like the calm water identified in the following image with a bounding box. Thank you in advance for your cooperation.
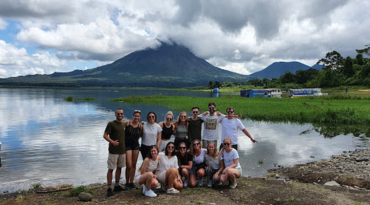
[0,88,369,193]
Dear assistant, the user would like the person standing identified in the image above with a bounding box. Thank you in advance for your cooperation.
[188,107,204,145]
[158,111,175,152]
[103,108,127,197]
[173,111,189,150]
[220,107,257,150]
[199,102,225,149]
[141,112,162,160]
[123,110,142,190]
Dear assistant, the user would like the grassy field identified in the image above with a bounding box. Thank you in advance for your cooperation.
[111,94,370,124]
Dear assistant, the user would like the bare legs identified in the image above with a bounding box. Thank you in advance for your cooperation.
[139,172,158,191]
[220,168,240,184]
[126,150,140,183]
[189,168,205,187]
[107,167,122,185]
[165,168,179,189]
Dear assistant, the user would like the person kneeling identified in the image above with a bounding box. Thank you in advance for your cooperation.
[156,142,183,194]
[136,146,160,197]
[219,138,242,189]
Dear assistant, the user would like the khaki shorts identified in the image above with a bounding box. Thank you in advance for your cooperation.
[202,139,217,149]
[107,153,126,170]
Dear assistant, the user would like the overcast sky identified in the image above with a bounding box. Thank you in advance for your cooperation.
[0,0,369,78]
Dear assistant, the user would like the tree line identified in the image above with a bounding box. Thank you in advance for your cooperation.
[209,45,370,89]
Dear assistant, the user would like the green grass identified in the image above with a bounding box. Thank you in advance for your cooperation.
[110,95,370,124]
[65,186,94,197]
[32,183,42,189]
[64,96,95,102]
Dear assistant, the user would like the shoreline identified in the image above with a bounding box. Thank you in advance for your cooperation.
[1,149,370,204]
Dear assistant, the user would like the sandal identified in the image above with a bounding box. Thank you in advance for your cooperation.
[166,188,179,194]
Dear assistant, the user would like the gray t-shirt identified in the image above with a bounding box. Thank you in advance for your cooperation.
[205,154,222,170]
[142,122,162,146]
[175,124,188,139]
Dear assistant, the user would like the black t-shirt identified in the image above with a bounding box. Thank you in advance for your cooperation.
[176,152,194,167]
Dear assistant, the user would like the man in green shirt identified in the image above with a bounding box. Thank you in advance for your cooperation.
[104,108,126,197]
[188,106,204,144]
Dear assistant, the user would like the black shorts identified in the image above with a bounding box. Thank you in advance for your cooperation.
[125,139,140,151]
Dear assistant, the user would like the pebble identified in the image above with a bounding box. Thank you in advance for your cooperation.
[324,181,340,187]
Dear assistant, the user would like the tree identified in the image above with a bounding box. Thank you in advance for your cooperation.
[356,53,364,65]
[356,44,370,57]
[279,72,296,84]
[342,56,354,77]
[208,81,213,89]
[214,81,221,88]
[316,51,344,71]
[296,68,319,85]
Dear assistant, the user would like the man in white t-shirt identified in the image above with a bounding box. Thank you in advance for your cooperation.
[199,102,225,149]
[220,107,258,150]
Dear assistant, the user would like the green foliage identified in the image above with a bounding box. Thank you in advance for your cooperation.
[317,51,344,71]
[66,186,94,197]
[111,95,370,125]
[32,183,42,189]
[64,96,73,102]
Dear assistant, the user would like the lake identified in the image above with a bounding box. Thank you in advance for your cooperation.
[0,88,369,193]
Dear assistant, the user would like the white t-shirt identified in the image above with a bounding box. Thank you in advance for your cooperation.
[220,118,245,145]
[199,114,225,141]
[222,149,241,169]
[193,148,207,164]
[142,122,162,146]
[156,152,179,172]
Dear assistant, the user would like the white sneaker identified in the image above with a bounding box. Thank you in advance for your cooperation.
[183,179,188,187]
[207,180,212,188]
[156,183,161,190]
[229,182,237,189]
[142,185,146,194]
[145,189,157,197]
[198,178,203,187]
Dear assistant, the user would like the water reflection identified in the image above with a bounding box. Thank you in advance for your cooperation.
[300,123,370,138]
[0,88,369,193]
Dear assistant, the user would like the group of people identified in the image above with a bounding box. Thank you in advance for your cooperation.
[103,102,258,197]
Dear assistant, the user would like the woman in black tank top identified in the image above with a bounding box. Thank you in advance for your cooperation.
[158,111,175,152]
[123,110,142,189]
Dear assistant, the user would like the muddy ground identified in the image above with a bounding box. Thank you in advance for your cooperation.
[1,149,370,205]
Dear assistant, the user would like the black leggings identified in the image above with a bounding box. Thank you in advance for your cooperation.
[140,144,154,160]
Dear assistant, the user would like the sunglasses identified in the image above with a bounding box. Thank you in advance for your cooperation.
[149,115,155,118]
[192,111,199,114]
[193,142,200,146]
[227,111,234,114]
[180,115,187,118]
[179,147,186,149]
[168,146,175,149]
[167,118,172,120]
[208,107,215,110]
[134,110,141,113]
[223,143,230,146]
[116,113,124,115]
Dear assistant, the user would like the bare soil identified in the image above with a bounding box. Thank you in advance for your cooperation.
[2,150,370,205]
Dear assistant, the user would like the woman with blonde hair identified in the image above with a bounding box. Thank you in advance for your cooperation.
[173,111,189,150]
[158,111,175,152]
[205,142,224,187]
[189,139,206,187]
[220,137,242,188]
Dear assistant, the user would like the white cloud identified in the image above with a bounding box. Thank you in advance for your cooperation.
[0,0,369,78]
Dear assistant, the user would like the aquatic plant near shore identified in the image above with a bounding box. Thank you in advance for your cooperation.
[111,95,370,124]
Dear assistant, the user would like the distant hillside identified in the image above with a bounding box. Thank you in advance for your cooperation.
[250,62,319,79]
[0,42,251,88]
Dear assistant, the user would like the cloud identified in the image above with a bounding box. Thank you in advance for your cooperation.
[0,0,369,78]
[0,40,66,78]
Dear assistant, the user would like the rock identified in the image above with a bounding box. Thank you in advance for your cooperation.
[324,181,340,187]
[355,157,369,162]
[78,192,93,201]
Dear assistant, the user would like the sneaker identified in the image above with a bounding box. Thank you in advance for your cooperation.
[229,182,237,189]
[166,188,180,194]
[142,185,147,194]
[124,183,130,190]
[156,183,161,190]
[183,179,188,187]
[207,180,212,188]
[216,181,222,186]
[145,189,157,197]
[129,183,138,189]
[198,178,203,187]
[106,188,114,197]
[113,185,125,192]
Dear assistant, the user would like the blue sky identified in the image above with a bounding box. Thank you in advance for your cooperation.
[0,0,369,78]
